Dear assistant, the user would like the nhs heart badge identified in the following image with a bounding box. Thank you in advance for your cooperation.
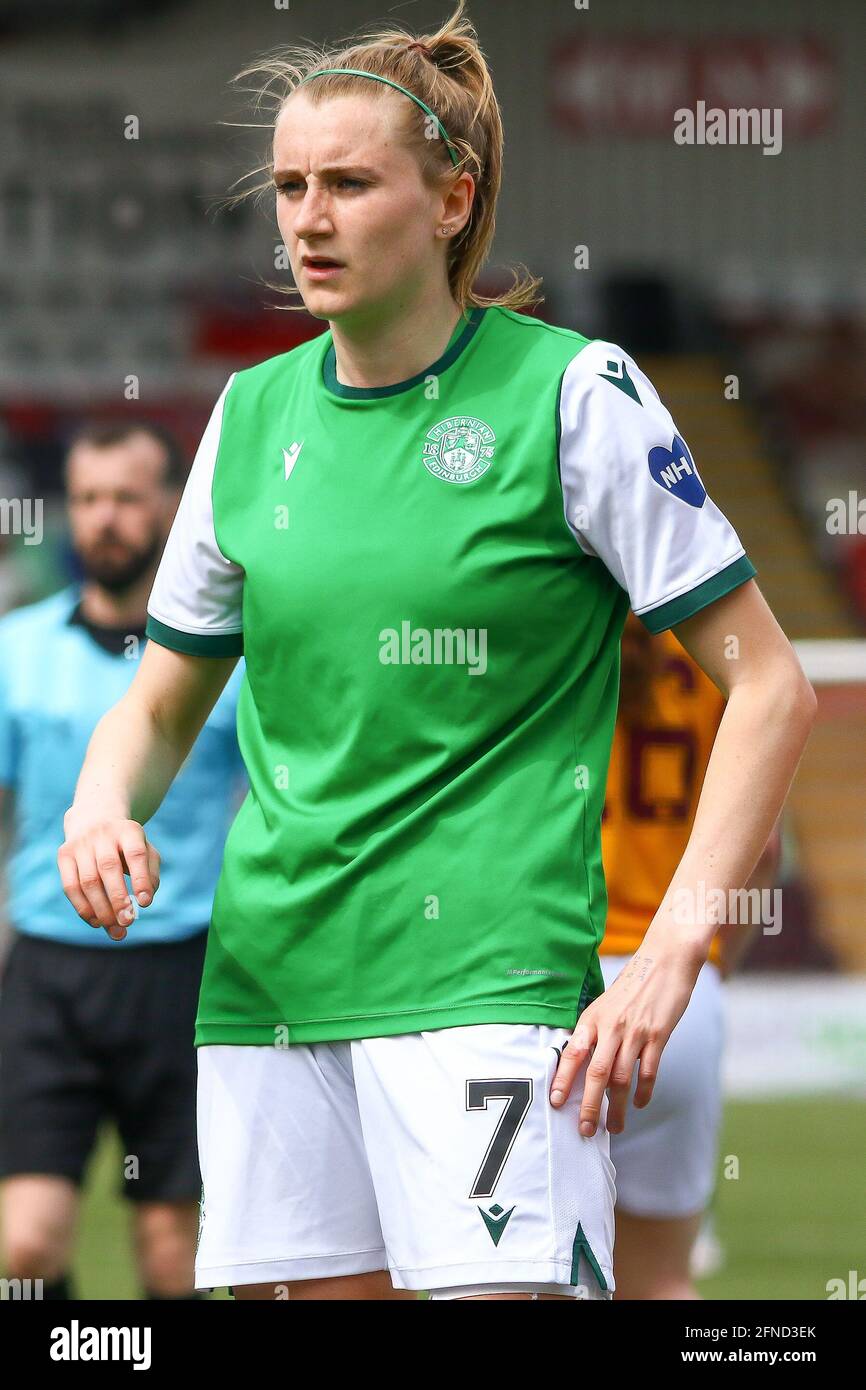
[647,435,706,508]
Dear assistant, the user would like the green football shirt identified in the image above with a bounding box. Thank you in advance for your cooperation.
[145,305,755,1045]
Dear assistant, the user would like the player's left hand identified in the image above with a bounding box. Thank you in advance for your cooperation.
[549,945,702,1135]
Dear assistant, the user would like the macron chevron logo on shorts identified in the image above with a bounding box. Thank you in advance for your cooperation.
[283,442,304,479]
[479,1202,516,1246]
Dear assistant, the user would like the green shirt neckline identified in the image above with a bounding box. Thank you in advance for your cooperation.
[322,306,486,400]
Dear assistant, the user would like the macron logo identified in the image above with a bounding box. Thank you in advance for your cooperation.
[283,442,304,479]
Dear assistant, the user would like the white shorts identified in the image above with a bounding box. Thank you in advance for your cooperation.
[599,955,724,1219]
[195,1023,616,1297]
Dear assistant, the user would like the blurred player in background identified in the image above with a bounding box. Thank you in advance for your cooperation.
[0,422,246,1300]
[601,615,781,1299]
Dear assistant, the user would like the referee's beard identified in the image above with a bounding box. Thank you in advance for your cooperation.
[76,531,164,595]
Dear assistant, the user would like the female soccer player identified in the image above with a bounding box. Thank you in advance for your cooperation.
[57,2,815,1301]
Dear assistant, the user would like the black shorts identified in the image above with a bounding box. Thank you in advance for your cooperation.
[0,930,207,1203]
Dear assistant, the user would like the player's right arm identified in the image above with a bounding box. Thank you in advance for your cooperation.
[58,643,239,940]
[58,374,245,942]
[59,375,244,939]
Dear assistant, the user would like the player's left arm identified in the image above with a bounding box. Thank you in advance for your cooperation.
[551,340,816,1134]
[716,815,783,979]
[553,580,815,1133]
[662,581,811,991]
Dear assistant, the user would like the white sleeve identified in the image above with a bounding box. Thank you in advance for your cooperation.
[557,340,755,632]
[145,374,244,656]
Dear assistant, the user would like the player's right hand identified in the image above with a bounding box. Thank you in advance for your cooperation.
[57,814,161,941]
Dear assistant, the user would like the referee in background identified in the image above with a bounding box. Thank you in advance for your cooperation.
[0,420,247,1299]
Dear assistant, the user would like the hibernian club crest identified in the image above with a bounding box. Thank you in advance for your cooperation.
[423,415,496,484]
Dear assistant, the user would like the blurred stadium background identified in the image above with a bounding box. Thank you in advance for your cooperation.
[0,0,864,1300]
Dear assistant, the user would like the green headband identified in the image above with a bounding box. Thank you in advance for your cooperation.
[296,68,461,169]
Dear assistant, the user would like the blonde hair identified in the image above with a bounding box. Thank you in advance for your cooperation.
[225,0,543,315]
